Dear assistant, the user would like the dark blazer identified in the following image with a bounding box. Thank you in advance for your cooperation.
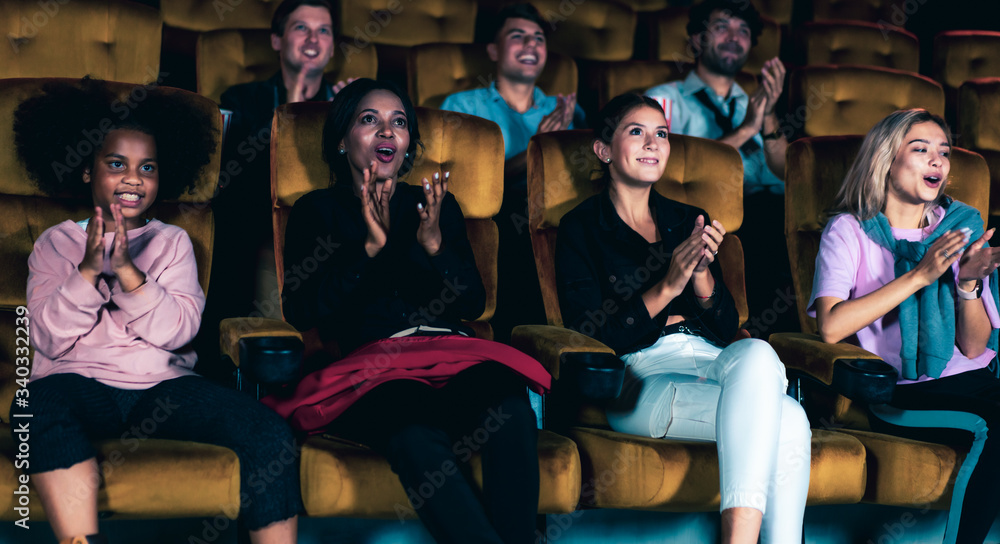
[555,188,738,355]
[282,183,487,354]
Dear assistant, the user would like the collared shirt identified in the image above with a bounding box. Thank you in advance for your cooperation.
[440,82,586,160]
[646,72,784,196]
[555,188,738,355]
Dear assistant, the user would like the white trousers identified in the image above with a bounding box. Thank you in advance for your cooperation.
[607,336,811,544]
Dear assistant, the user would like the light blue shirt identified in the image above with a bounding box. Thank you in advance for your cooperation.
[440,82,586,160]
[646,72,784,195]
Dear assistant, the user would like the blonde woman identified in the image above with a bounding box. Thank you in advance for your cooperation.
[811,109,1000,543]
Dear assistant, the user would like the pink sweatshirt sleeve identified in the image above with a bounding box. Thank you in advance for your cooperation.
[112,229,205,350]
[27,226,108,360]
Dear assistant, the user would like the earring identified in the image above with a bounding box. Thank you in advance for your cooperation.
[339,148,346,155]
[605,158,611,163]
[405,152,410,158]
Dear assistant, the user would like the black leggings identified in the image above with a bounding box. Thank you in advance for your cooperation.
[328,362,539,544]
[11,373,303,531]
[871,368,1000,544]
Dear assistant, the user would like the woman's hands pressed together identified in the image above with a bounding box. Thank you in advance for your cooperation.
[911,229,971,288]
[361,160,395,258]
[958,228,1000,288]
[77,204,146,292]
[416,171,449,256]
[644,215,724,314]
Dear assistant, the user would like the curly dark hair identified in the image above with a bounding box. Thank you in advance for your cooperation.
[322,78,422,185]
[687,0,763,47]
[13,78,217,201]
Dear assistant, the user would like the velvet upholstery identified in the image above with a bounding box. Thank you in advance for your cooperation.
[593,60,760,111]
[0,0,162,82]
[771,133,991,512]
[340,0,477,47]
[300,430,581,517]
[160,0,280,31]
[528,0,636,62]
[407,43,577,108]
[800,21,920,72]
[811,0,897,23]
[958,78,1000,220]
[0,79,232,521]
[788,65,945,139]
[933,31,1000,124]
[568,427,866,510]
[197,30,378,104]
[651,8,781,75]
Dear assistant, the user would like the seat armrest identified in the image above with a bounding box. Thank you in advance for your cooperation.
[220,318,302,367]
[769,332,896,404]
[220,318,304,389]
[511,325,624,400]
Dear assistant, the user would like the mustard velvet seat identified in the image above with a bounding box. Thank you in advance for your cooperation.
[407,43,577,109]
[934,31,1000,125]
[958,77,1000,226]
[511,129,868,511]
[650,7,781,75]
[771,135,990,512]
[788,65,945,139]
[196,29,378,104]
[0,78,242,521]
[799,21,919,72]
[0,0,162,83]
[160,0,280,31]
[221,102,582,517]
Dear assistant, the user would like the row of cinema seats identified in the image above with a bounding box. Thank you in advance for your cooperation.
[0,77,993,538]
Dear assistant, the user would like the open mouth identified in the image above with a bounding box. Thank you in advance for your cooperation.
[517,54,538,65]
[302,47,320,58]
[375,144,397,163]
[637,158,659,165]
[115,192,143,206]
[924,174,942,187]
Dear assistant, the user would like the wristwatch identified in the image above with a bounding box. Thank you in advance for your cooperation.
[761,128,782,141]
[956,279,984,300]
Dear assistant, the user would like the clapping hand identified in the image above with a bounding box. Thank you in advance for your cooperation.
[361,160,394,257]
[416,171,448,256]
[959,228,1000,283]
[759,57,785,116]
[537,93,576,134]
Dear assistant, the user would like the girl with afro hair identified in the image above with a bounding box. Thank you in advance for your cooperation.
[11,78,301,544]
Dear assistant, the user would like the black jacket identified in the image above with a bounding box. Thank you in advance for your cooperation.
[282,183,487,354]
[555,188,738,355]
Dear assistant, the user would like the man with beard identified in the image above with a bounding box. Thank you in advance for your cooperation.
[646,0,797,336]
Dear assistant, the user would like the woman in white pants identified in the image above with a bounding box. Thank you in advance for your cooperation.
[555,93,811,543]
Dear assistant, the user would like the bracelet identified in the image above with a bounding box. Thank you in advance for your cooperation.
[695,287,716,299]
[761,128,781,141]
[956,279,983,300]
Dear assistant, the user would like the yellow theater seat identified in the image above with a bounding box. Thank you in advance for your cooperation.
[407,42,577,109]
[527,0,636,62]
[0,78,240,522]
[160,0,280,31]
[788,65,944,138]
[0,0,161,83]
[800,21,919,72]
[811,0,897,23]
[958,77,1000,227]
[651,7,781,75]
[220,102,583,517]
[197,29,378,104]
[511,128,868,511]
[771,134,990,518]
[934,31,1000,124]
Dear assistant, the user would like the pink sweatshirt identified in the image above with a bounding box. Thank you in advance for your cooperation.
[28,219,205,389]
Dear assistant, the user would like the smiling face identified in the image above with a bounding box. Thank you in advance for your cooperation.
[696,10,751,77]
[340,89,412,187]
[83,128,159,230]
[271,5,334,76]
[595,105,671,187]
[886,121,951,208]
[488,17,547,85]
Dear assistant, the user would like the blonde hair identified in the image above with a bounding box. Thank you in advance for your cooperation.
[829,109,952,221]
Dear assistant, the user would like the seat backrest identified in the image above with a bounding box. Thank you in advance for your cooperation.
[0,0,162,83]
[160,0,279,31]
[801,21,919,73]
[407,43,577,109]
[197,29,378,104]
[934,31,1000,122]
[526,130,747,328]
[788,65,945,138]
[652,7,781,75]
[811,0,896,23]
[270,103,503,339]
[959,78,1000,153]
[596,60,760,112]
[0,78,223,422]
[785,136,990,334]
[340,0,478,46]
[528,0,636,62]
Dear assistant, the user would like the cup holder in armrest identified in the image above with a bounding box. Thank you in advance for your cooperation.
[832,358,898,405]
[559,352,626,400]
[239,336,304,387]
